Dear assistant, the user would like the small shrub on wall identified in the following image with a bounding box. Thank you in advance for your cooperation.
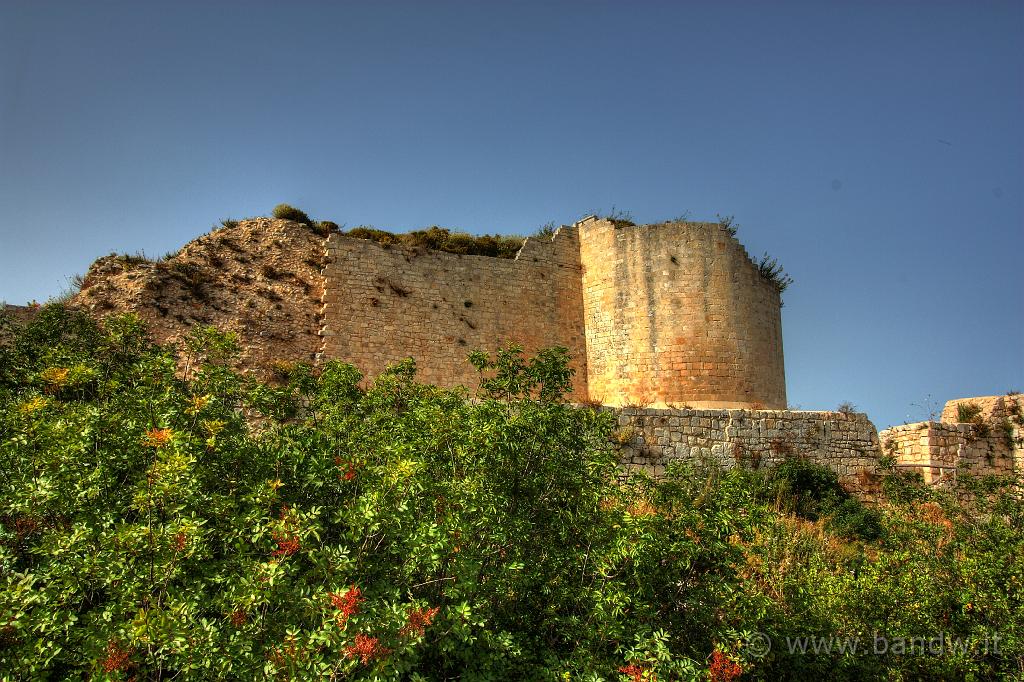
[272,203,314,226]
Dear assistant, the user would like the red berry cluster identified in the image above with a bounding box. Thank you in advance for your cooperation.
[271,530,300,557]
[344,633,389,665]
[329,585,364,626]
[101,640,132,673]
[334,456,358,481]
[708,650,743,682]
[618,663,654,682]
[400,605,440,637]
[271,507,301,557]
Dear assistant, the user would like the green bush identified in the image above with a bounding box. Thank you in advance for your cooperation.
[1,309,1021,680]
[765,457,848,520]
[272,203,314,226]
[825,497,884,541]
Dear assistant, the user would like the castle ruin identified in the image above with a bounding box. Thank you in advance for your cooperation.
[319,216,786,409]
[16,211,1016,502]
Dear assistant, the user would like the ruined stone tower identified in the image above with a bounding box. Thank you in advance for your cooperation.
[577,218,786,409]
[319,216,787,408]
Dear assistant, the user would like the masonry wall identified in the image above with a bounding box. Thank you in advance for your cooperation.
[319,227,588,397]
[880,394,1023,485]
[614,407,885,500]
[578,218,786,409]
[880,422,967,485]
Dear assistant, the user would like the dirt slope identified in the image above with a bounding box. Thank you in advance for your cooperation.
[74,218,327,373]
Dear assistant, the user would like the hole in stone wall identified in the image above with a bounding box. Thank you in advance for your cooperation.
[464,300,472,308]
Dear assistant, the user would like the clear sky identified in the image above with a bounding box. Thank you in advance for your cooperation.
[1,0,1021,428]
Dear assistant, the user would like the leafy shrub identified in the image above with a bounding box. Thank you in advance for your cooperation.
[764,457,849,520]
[346,225,402,245]
[534,221,558,239]
[998,419,1016,448]
[825,497,884,541]
[1,310,1022,680]
[272,203,314,226]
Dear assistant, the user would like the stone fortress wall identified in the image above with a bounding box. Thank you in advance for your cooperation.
[319,216,786,408]
[878,394,1024,487]
[318,223,589,397]
[6,211,1018,500]
[578,219,786,409]
[614,394,1023,501]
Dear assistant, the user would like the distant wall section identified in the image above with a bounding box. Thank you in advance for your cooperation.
[614,407,885,501]
[880,394,1024,485]
[578,218,786,408]
[319,227,588,397]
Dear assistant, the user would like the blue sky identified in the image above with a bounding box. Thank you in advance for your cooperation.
[1,0,1021,428]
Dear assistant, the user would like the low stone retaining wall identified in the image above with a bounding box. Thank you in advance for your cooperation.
[611,407,886,501]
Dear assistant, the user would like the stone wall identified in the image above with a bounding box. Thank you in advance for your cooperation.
[319,226,589,397]
[880,394,1023,485]
[613,407,885,500]
[879,422,963,485]
[317,216,787,408]
[578,218,786,409]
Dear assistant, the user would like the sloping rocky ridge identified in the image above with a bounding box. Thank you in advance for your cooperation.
[74,218,326,374]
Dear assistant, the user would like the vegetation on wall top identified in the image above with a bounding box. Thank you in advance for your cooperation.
[344,225,526,259]
[756,252,795,294]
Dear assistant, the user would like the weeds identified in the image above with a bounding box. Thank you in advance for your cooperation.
[534,222,558,239]
[956,402,983,424]
[112,251,152,270]
[756,252,794,294]
[599,206,636,228]
[345,225,524,259]
[715,214,738,237]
